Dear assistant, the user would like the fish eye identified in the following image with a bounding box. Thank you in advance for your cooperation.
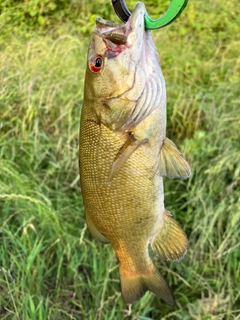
[89,55,104,73]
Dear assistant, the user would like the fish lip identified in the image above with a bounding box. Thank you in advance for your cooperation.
[125,2,146,31]
[95,2,146,46]
[125,2,146,47]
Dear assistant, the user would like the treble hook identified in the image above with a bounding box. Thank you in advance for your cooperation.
[111,0,188,30]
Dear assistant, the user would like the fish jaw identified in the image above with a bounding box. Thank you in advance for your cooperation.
[83,2,166,134]
[94,2,146,62]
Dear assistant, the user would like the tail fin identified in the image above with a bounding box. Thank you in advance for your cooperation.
[119,264,175,305]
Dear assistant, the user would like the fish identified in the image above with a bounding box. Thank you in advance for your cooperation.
[79,2,191,305]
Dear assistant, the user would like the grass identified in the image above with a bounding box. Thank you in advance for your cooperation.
[0,0,240,319]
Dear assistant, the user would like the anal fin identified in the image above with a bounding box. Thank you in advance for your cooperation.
[159,137,191,179]
[107,134,147,182]
[151,210,188,262]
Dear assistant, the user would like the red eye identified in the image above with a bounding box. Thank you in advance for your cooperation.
[89,55,104,73]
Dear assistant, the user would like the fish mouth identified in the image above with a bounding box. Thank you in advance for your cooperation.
[95,2,146,55]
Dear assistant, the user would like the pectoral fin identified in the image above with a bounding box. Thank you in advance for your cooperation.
[107,135,148,182]
[159,137,191,179]
[151,210,188,262]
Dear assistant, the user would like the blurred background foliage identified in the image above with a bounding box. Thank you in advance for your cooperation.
[0,0,189,34]
[0,0,240,319]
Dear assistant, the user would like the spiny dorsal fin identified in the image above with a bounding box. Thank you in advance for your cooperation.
[159,137,191,180]
[107,135,147,182]
[151,210,188,262]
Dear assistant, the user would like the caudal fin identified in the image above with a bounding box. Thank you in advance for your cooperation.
[119,264,175,305]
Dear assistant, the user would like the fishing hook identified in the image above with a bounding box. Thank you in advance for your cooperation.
[111,0,188,30]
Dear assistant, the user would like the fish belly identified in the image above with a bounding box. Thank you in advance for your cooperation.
[79,108,164,250]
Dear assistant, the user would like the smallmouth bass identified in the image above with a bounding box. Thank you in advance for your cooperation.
[79,2,191,304]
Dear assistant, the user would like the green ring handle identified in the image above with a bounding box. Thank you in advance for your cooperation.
[144,0,188,30]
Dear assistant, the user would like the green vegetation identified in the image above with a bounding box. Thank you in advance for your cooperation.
[0,0,239,318]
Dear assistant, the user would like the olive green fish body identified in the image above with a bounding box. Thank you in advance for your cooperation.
[79,2,191,304]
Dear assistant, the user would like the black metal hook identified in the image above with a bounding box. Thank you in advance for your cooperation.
[111,0,131,23]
